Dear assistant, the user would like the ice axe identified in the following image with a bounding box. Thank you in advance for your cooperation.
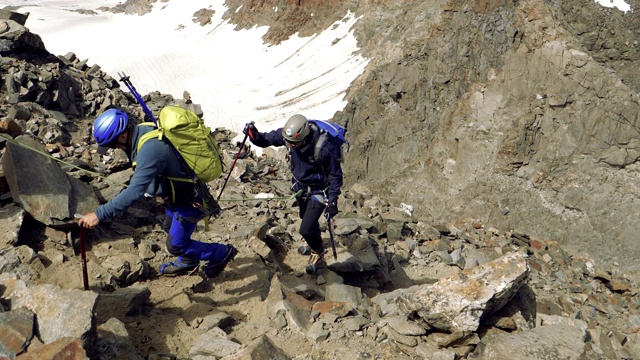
[74,214,89,291]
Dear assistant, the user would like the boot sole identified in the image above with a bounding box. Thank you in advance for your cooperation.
[160,264,199,277]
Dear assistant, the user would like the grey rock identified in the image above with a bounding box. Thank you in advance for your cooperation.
[189,330,240,359]
[11,283,98,345]
[482,323,587,360]
[96,285,151,318]
[396,252,529,332]
[0,205,24,247]
[2,137,99,227]
[95,318,144,360]
[0,307,34,357]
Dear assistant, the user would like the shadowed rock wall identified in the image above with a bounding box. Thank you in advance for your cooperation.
[336,0,640,276]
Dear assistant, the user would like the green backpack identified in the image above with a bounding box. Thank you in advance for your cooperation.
[136,105,224,184]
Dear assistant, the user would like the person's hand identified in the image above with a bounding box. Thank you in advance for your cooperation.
[208,199,222,218]
[77,212,100,229]
[243,122,258,141]
[325,202,338,218]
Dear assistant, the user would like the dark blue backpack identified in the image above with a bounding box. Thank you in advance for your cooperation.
[309,120,349,163]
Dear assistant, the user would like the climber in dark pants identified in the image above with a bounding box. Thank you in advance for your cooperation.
[244,114,343,274]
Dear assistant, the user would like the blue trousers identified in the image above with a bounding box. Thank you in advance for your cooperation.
[164,203,228,263]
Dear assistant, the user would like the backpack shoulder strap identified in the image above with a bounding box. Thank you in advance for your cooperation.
[136,128,162,153]
[132,129,160,168]
[313,132,328,163]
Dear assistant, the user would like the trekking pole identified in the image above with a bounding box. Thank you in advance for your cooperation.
[325,213,338,260]
[74,214,89,291]
[218,124,252,200]
[117,72,157,123]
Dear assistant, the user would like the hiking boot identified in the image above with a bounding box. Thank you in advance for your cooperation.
[297,245,311,256]
[159,257,199,277]
[204,245,238,278]
[305,249,326,275]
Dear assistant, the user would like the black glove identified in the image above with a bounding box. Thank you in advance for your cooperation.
[203,197,222,218]
[325,201,338,218]
[243,122,258,141]
[211,201,222,218]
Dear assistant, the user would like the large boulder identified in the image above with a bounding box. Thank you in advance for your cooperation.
[2,136,99,227]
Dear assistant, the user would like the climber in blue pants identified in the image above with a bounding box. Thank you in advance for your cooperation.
[78,108,237,278]
[162,202,234,277]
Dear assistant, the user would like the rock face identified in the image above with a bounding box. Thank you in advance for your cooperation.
[330,0,640,277]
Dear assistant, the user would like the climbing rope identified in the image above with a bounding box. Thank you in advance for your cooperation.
[0,133,120,183]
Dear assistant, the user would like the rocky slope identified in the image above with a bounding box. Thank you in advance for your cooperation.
[1,1,640,360]
[337,0,640,279]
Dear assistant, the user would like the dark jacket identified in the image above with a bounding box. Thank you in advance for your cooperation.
[95,125,193,221]
[250,123,343,204]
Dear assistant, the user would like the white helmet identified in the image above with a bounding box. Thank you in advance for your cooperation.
[282,114,310,143]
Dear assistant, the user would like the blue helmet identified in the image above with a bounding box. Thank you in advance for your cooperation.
[93,109,129,146]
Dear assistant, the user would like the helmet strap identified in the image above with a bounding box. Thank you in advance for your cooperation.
[124,125,134,157]
[298,127,317,154]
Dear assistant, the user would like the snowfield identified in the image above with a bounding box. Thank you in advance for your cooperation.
[4,0,369,136]
[3,0,629,134]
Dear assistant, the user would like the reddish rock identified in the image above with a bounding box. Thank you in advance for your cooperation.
[16,337,88,360]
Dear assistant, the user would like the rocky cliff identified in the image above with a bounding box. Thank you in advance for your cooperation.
[340,0,640,278]
[1,1,640,359]
[221,0,640,278]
